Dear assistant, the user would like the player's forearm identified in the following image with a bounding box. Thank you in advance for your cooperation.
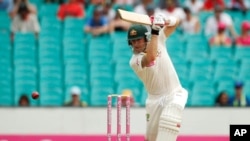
[165,16,180,27]
[146,35,158,62]
[164,16,180,37]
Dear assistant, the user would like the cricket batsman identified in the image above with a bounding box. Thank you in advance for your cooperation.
[127,13,188,141]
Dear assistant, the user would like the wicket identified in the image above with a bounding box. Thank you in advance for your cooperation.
[107,94,131,141]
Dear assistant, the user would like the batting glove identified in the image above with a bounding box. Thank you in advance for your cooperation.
[151,14,165,31]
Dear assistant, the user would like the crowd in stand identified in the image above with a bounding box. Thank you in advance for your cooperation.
[1,0,249,45]
[1,0,250,107]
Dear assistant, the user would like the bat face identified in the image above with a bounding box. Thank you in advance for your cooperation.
[118,9,152,25]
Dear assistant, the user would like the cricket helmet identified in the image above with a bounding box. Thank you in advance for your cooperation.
[127,24,149,45]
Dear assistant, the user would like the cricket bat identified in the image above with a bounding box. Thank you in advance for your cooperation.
[117,9,152,25]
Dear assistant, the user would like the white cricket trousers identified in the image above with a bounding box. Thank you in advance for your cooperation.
[145,87,188,141]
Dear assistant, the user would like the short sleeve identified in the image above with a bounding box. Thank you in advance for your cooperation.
[130,53,144,72]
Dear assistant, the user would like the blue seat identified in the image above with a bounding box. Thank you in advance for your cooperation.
[238,59,250,81]
[88,37,112,60]
[65,63,88,74]
[0,84,12,106]
[14,32,36,44]
[186,42,209,61]
[191,81,215,106]
[64,17,85,30]
[167,38,185,59]
[234,47,250,61]
[40,64,62,79]
[0,65,13,106]
[39,4,59,19]
[189,59,214,82]
[216,80,235,97]
[0,43,11,65]
[39,33,61,44]
[240,59,250,66]
[173,59,189,81]
[14,66,38,106]
[64,67,89,85]
[38,42,62,65]
[14,79,38,106]
[0,11,11,32]
[210,47,233,61]
[183,34,207,43]
[41,17,62,30]
[63,43,87,64]
[238,68,250,82]
[112,40,131,62]
[39,46,61,57]
[198,11,213,24]
[0,32,11,43]
[213,59,238,83]
[243,81,250,100]
[110,31,127,42]
[39,87,64,106]
[191,92,215,107]
[14,43,37,66]
[90,86,114,106]
[63,29,84,40]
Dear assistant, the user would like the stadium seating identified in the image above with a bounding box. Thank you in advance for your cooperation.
[216,80,235,97]
[191,81,216,106]
[90,86,114,106]
[210,46,233,61]
[39,3,59,19]
[234,47,250,61]
[0,11,11,32]
[185,41,209,61]
[14,66,38,106]
[2,1,250,107]
[213,59,238,83]
[0,65,13,106]
[189,58,214,82]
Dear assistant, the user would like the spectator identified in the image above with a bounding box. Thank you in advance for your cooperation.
[209,22,232,47]
[145,3,156,16]
[11,2,40,37]
[202,0,225,11]
[84,6,109,36]
[18,94,30,106]
[229,81,250,106]
[184,0,203,15]
[64,86,87,107]
[158,0,185,22]
[134,0,153,15]
[0,0,14,14]
[102,2,115,22]
[158,0,181,9]
[205,5,236,38]
[10,0,37,19]
[109,10,131,32]
[215,91,230,106]
[227,0,250,15]
[236,21,250,47]
[57,0,85,21]
[181,7,201,34]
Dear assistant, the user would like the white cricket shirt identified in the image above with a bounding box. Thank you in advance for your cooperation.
[130,29,182,95]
